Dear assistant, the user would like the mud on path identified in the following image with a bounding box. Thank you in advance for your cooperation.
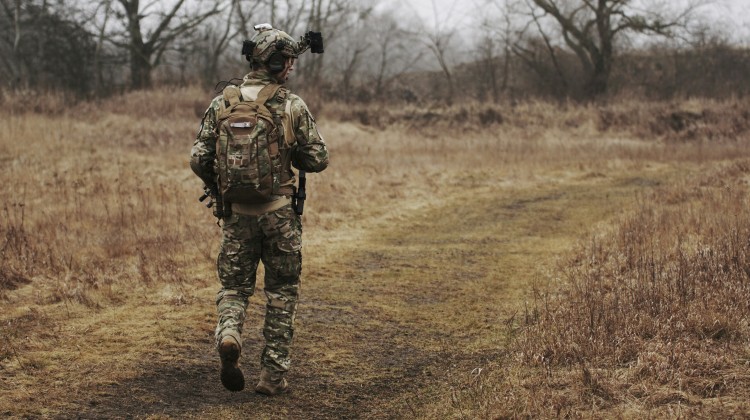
[61,170,668,419]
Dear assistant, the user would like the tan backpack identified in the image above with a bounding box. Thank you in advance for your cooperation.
[215,83,293,204]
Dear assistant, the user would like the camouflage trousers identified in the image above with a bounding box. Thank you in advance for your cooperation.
[215,203,302,373]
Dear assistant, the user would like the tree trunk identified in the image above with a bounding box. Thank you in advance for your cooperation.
[7,0,22,86]
[94,1,112,95]
[586,67,608,97]
[120,0,151,89]
[129,49,152,89]
[501,49,510,98]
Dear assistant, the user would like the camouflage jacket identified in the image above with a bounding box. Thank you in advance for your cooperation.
[190,70,329,190]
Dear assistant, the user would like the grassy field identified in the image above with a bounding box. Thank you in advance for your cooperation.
[1,88,750,418]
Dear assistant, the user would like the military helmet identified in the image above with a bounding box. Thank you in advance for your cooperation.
[243,24,298,71]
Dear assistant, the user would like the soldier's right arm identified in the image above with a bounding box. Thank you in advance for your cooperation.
[190,96,223,185]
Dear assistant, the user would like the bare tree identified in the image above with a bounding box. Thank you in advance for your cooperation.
[474,0,526,101]
[89,0,114,93]
[298,0,353,87]
[497,0,520,94]
[0,0,22,84]
[110,0,221,89]
[424,26,456,103]
[473,32,500,102]
[368,12,424,99]
[415,0,462,103]
[0,0,43,86]
[0,0,96,92]
[268,0,307,35]
[201,0,267,84]
[338,35,368,101]
[525,0,700,97]
[512,4,571,96]
[329,5,374,101]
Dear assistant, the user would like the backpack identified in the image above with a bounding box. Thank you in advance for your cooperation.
[215,83,293,204]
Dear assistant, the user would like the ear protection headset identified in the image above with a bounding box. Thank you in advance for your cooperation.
[267,41,289,73]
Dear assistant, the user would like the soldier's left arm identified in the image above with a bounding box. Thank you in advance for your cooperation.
[190,96,223,185]
[289,95,329,173]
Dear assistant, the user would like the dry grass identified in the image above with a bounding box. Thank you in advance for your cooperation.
[520,161,750,415]
[0,98,209,304]
[1,87,750,418]
[435,164,750,418]
[325,96,750,143]
[0,88,217,417]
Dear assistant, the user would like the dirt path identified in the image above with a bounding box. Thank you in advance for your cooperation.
[61,168,672,419]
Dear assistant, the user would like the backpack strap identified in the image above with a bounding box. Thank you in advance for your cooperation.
[222,85,242,106]
[247,83,280,121]
[268,87,289,142]
[257,84,296,197]
[256,83,281,104]
[267,87,294,196]
[217,86,242,121]
[254,83,289,197]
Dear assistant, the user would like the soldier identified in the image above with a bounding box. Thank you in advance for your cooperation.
[190,24,328,395]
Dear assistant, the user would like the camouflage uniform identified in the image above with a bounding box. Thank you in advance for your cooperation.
[190,70,328,375]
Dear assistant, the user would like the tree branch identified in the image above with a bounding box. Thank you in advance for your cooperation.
[144,0,186,47]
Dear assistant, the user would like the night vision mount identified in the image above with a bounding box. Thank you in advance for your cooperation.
[299,31,324,54]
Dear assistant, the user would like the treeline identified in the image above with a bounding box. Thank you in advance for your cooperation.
[1,0,748,103]
[450,42,750,102]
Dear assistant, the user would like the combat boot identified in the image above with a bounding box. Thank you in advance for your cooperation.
[255,367,288,396]
[218,335,245,392]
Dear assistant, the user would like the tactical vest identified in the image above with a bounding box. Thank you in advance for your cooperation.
[215,83,294,204]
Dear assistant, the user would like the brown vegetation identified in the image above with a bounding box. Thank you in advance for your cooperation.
[506,162,750,417]
[1,88,750,417]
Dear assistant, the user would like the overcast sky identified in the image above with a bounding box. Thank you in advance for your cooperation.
[387,0,750,44]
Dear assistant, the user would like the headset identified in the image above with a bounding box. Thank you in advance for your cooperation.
[268,42,288,74]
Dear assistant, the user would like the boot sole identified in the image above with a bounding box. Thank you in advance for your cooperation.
[219,341,245,392]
